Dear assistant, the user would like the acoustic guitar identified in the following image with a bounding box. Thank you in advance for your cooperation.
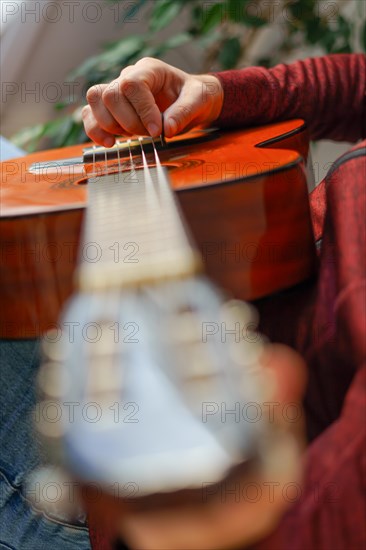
[1,119,315,340]
[1,120,315,529]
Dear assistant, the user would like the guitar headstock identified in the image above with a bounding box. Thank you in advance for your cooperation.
[37,277,271,497]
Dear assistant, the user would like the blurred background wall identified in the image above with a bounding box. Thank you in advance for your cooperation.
[1,0,197,135]
[1,0,365,183]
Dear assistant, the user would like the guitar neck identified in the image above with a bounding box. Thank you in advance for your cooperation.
[77,165,201,291]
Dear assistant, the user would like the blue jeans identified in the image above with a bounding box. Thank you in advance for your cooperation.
[1,136,91,548]
[0,340,91,549]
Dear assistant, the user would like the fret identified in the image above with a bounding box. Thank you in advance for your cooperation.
[77,166,201,291]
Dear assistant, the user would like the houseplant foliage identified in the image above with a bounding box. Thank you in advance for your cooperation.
[13,0,366,151]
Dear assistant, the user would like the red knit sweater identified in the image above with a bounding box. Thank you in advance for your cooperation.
[216,53,366,550]
[215,53,366,142]
[89,54,366,550]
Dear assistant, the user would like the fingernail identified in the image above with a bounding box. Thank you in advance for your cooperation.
[167,118,177,136]
[147,123,159,137]
[104,137,115,148]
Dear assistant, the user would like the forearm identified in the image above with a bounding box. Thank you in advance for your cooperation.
[215,54,366,143]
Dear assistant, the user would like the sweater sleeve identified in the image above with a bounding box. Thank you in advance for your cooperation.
[214,54,366,143]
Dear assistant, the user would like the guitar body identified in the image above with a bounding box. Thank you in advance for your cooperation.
[0,119,316,339]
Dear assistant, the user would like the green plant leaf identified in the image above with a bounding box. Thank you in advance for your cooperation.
[161,32,192,50]
[17,0,360,151]
[198,28,222,49]
[256,57,272,68]
[200,2,224,34]
[11,114,88,151]
[54,95,78,111]
[218,36,241,69]
[149,0,184,32]
[227,0,266,27]
[320,31,336,53]
[322,15,352,54]
[121,0,147,24]
[11,124,47,152]
[62,121,87,147]
[331,44,352,54]
[305,16,324,44]
[286,0,316,22]
[337,14,351,40]
[227,0,246,24]
[69,35,145,79]
[241,13,266,27]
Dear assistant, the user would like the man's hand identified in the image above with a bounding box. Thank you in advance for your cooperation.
[116,344,306,550]
[86,344,306,550]
[82,58,224,147]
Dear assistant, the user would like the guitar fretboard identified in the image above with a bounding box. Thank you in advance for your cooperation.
[77,166,200,291]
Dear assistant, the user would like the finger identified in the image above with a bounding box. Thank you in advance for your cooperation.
[116,347,306,550]
[119,78,163,137]
[82,105,116,147]
[120,464,293,550]
[86,84,135,145]
[121,508,220,550]
[260,344,307,440]
[102,79,150,136]
[261,344,307,403]
[118,58,189,137]
[87,84,127,135]
[163,80,204,137]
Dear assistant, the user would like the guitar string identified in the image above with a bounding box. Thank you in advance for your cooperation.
[139,137,159,210]
[116,139,121,172]
[104,148,108,174]
[88,130,190,269]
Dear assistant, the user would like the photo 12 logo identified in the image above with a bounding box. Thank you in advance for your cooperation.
[202,401,302,425]
[1,1,143,25]
[34,399,140,427]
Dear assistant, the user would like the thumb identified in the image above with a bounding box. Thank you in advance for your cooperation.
[164,82,203,137]
[260,343,307,438]
[262,344,307,404]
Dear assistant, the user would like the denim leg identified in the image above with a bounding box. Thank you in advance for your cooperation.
[0,340,91,550]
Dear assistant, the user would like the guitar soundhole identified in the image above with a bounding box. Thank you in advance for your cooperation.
[75,159,203,185]
[75,164,157,186]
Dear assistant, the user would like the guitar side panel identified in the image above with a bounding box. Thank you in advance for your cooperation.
[0,121,317,339]
[0,210,82,338]
[0,164,316,338]
[178,161,317,301]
